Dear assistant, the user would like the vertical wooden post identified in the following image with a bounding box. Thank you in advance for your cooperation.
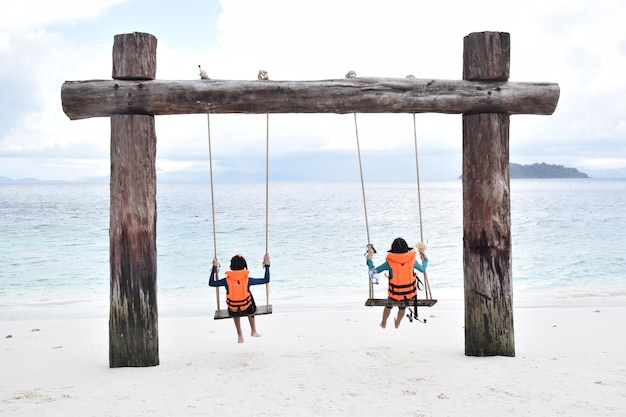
[462,32,515,356]
[109,32,159,367]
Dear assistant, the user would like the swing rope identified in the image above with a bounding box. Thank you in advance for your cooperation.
[265,113,270,255]
[412,113,433,300]
[355,107,435,305]
[258,69,271,310]
[347,70,376,299]
[207,113,221,312]
[354,113,372,245]
[413,113,424,243]
[206,105,272,315]
[264,112,270,308]
[208,115,217,258]
[353,112,375,299]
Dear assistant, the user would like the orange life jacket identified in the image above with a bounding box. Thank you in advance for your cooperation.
[385,251,418,301]
[225,269,253,312]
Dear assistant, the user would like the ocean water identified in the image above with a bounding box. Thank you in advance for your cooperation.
[0,179,624,320]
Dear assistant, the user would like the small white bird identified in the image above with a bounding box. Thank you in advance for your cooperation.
[198,65,209,80]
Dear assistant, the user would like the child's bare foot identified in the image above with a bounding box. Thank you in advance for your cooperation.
[394,317,402,329]
[380,321,387,329]
[251,330,261,338]
[237,334,244,343]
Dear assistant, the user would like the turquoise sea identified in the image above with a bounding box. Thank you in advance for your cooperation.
[0,179,625,320]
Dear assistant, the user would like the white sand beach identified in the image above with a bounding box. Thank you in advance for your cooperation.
[1,299,625,416]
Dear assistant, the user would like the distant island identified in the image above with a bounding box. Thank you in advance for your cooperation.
[509,162,588,179]
[457,162,588,180]
[0,162,592,184]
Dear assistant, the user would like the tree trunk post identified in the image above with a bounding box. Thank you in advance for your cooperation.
[462,32,515,357]
[109,32,159,367]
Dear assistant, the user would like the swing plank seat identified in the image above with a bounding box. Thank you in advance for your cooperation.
[365,298,437,308]
[214,304,273,320]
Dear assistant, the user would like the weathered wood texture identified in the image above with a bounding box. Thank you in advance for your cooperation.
[462,32,515,357]
[112,32,157,80]
[109,33,159,368]
[61,78,559,120]
[463,32,510,81]
[214,305,273,320]
[365,298,438,308]
[109,114,159,367]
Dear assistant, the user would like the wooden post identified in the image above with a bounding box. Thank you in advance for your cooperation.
[462,32,515,356]
[109,32,159,367]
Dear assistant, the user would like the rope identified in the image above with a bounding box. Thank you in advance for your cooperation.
[354,115,374,299]
[199,67,222,311]
[259,71,270,309]
[353,116,375,299]
[264,112,270,308]
[354,113,371,246]
[412,113,433,300]
[413,113,424,243]
[348,70,375,299]
[206,113,221,312]
[207,114,217,258]
[207,111,272,312]
[265,113,269,255]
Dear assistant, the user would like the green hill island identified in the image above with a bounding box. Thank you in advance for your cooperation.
[510,162,588,179]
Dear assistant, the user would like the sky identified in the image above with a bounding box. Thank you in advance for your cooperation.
[1,0,625,181]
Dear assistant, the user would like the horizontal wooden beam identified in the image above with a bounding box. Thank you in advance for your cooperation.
[61,77,559,120]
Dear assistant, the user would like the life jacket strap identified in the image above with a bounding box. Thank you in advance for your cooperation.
[227,295,253,309]
[389,281,417,295]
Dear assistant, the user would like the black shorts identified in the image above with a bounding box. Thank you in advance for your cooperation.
[228,298,257,317]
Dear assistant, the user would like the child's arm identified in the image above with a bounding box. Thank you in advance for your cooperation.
[249,265,270,285]
[208,259,226,287]
[367,258,390,273]
[413,256,428,273]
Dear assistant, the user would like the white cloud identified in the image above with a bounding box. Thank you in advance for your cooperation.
[0,28,110,156]
[0,0,127,32]
[1,0,626,180]
[580,157,626,170]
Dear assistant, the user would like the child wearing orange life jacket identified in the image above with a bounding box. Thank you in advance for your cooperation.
[209,253,270,343]
[366,237,428,329]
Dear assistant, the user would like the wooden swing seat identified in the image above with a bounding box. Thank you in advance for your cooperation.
[365,298,437,308]
[214,304,273,320]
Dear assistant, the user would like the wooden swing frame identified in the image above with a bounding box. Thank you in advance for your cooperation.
[59,31,560,365]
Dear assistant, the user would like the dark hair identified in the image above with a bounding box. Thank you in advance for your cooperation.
[230,255,248,270]
[388,238,413,253]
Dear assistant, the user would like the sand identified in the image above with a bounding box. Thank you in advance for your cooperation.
[1,299,625,416]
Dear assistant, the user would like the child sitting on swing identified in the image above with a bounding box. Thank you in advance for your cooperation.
[366,237,428,329]
[209,253,270,343]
